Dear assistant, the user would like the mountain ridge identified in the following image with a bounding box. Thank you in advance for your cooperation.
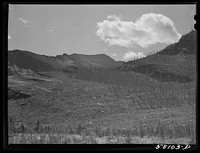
[119,30,196,83]
[8,50,123,76]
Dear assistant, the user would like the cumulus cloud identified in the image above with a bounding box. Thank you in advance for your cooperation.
[18,17,28,24]
[123,51,146,62]
[111,53,117,57]
[96,13,181,48]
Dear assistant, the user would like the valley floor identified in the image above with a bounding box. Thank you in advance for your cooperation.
[8,71,196,144]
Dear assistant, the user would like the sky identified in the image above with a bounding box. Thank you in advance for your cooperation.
[8,4,196,61]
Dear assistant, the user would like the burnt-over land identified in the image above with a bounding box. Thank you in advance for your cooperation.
[8,30,196,144]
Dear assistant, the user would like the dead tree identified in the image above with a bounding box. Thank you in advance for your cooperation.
[34,120,40,132]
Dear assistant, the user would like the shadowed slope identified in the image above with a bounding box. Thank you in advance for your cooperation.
[69,53,123,68]
[8,50,122,76]
[119,30,197,83]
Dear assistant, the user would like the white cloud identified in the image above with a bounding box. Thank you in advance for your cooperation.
[8,34,11,39]
[18,17,28,24]
[111,53,117,56]
[96,13,181,48]
[123,51,146,62]
[49,29,54,32]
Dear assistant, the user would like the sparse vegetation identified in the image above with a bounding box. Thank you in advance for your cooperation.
[8,66,196,144]
[74,67,195,109]
[8,119,195,144]
[8,67,196,144]
[8,30,196,144]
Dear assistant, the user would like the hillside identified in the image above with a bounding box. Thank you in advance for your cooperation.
[119,30,197,83]
[8,70,196,144]
[7,30,196,144]
[69,53,123,68]
[158,30,196,55]
[8,50,122,76]
[8,50,54,73]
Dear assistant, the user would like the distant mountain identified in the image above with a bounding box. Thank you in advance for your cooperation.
[119,30,197,83]
[8,50,54,73]
[69,53,123,68]
[8,50,122,76]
